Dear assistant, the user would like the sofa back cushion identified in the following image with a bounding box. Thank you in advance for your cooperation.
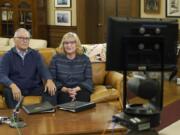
[0,37,9,47]
[9,38,47,49]
[82,43,106,63]
[0,51,6,57]
[92,63,106,85]
[0,48,55,64]
[38,48,56,65]
[28,39,47,49]
[82,43,107,85]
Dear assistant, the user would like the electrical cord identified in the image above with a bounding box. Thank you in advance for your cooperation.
[11,115,23,135]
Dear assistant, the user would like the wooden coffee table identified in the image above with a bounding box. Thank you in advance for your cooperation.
[0,103,126,135]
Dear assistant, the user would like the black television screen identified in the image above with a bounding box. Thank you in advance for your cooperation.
[106,17,178,71]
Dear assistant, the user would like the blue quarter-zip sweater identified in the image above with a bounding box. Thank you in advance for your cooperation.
[0,47,52,91]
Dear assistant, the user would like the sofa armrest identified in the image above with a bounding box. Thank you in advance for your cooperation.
[105,71,123,93]
[105,71,123,108]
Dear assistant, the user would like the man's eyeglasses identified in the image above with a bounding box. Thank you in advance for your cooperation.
[63,40,76,45]
[15,37,30,41]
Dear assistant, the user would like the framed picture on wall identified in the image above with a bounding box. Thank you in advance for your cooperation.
[144,0,161,14]
[166,0,180,17]
[55,10,71,26]
[55,0,71,7]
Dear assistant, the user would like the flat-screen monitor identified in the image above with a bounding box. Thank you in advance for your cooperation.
[106,17,178,71]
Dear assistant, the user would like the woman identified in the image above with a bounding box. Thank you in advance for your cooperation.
[49,32,93,104]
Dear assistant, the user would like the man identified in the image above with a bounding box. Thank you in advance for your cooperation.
[0,28,57,108]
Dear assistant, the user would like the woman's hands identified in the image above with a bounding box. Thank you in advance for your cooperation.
[61,86,81,101]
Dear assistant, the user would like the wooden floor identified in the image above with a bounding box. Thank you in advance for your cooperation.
[163,80,180,106]
[128,80,180,107]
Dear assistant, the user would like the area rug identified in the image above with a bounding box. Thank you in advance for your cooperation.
[158,120,180,135]
[156,99,180,131]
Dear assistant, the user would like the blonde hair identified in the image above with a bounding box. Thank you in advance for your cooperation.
[57,32,84,55]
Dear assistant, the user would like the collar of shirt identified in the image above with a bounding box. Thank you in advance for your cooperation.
[16,48,28,60]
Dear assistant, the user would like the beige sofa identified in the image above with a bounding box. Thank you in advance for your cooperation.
[0,45,124,110]
[0,37,47,51]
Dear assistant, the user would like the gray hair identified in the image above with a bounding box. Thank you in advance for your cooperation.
[14,28,31,38]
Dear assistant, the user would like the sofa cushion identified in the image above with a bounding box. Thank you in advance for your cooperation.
[9,38,47,49]
[82,43,106,62]
[0,38,11,51]
[0,56,3,94]
[92,63,106,85]
[0,37,9,46]
[83,43,107,85]
[29,39,47,49]
[38,48,56,65]
[0,51,5,57]
[0,96,7,108]
[91,85,119,103]
[22,96,42,105]
[0,48,55,66]
[0,46,12,51]
[0,84,3,94]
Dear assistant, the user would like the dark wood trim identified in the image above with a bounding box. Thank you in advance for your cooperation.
[76,0,86,43]
[0,0,47,39]
[85,0,98,43]
[47,25,77,48]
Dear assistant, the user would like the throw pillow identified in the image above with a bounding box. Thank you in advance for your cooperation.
[82,43,106,62]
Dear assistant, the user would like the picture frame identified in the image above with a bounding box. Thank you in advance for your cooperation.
[55,0,71,8]
[166,0,180,17]
[55,10,71,26]
[144,0,161,14]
